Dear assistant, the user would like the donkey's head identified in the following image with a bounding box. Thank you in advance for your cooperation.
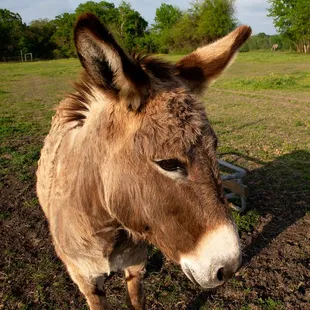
[73,13,251,289]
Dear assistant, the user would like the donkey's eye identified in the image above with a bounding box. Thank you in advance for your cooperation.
[155,159,187,173]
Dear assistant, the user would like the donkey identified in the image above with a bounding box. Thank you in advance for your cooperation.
[36,13,251,310]
[272,44,279,52]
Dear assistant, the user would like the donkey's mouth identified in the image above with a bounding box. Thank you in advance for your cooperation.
[182,264,200,287]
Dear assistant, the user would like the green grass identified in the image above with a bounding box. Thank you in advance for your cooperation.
[233,210,260,232]
[219,72,310,91]
[257,297,284,310]
[0,59,75,184]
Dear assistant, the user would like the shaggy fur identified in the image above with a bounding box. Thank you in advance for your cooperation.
[37,13,251,310]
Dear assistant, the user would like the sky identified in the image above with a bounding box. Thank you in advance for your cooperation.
[1,0,277,35]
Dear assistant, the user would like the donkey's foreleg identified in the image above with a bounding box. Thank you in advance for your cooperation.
[67,264,111,310]
[124,263,146,310]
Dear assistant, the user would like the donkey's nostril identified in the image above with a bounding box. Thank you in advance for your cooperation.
[217,267,224,281]
[217,267,234,282]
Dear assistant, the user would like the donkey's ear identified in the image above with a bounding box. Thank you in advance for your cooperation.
[176,25,251,94]
[74,13,149,110]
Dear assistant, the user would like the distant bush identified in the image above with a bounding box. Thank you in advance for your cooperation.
[245,33,294,52]
[240,42,249,52]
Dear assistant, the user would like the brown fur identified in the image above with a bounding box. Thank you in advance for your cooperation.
[37,13,251,310]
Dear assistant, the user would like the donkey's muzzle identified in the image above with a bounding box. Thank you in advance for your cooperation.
[180,224,242,288]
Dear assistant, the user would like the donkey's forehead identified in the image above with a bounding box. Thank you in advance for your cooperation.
[147,89,208,129]
[135,89,212,160]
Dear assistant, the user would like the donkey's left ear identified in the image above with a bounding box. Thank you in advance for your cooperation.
[74,13,149,110]
[176,25,251,94]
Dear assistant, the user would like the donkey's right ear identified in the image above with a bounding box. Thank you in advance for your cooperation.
[176,25,251,95]
[74,13,149,110]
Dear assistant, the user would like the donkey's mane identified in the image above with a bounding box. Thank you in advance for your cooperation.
[59,55,177,125]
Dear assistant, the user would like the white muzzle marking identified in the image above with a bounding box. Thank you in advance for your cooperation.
[180,224,241,289]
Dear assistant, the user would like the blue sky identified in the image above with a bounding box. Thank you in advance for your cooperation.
[1,0,277,35]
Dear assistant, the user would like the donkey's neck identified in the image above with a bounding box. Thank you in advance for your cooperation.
[57,92,141,234]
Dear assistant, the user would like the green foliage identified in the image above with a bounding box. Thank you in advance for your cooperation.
[239,32,294,52]
[0,9,25,58]
[23,19,57,59]
[154,4,182,32]
[248,32,272,50]
[51,13,76,58]
[116,1,148,52]
[0,2,148,59]
[74,1,148,53]
[195,0,237,43]
[268,0,310,53]
[169,13,198,53]
[257,297,284,309]
[152,0,237,53]
[232,210,260,232]
[3,0,309,59]
[134,32,160,53]
[239,42,249,52]
[151,4,183,53]
[75,1,119,24]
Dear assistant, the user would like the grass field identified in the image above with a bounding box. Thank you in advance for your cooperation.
[0,51,309,309]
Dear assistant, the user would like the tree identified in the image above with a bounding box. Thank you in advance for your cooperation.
[169,13,199,52]
[75,1,147,53]
[117,1,148,52]
[151,3,183,53]
[195,0,237,44]
[0,9,25,58]
[0,0,242,59]
[24,19,57,59]
[268,0,310,52]
[51,13,76,58]
[134,32,160,53]
[75,1,119,29]
[152,0,237,53]
[153,4,182,32]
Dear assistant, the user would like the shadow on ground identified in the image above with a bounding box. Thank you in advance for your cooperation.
[242,150,309,262]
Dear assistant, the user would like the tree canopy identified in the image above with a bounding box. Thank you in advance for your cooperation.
[268,0,310,52]
[154,4,183,32]
[150,0,237,53]
[0,9,25,57]
[0,1,149,60]
[2,0,309,61]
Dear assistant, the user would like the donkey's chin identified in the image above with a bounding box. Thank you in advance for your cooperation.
[180,224,242,289]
